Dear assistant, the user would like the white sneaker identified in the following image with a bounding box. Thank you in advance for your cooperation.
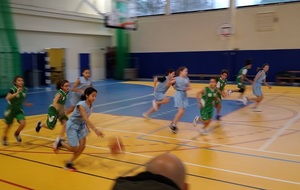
[199,128,208,135]
[193,116,199,127]
[143,113,150,119]
[242,97,248,105]
[53,137,62,153]
[152,100,158,111]
[251,107,261,112]
[227,90,232,97]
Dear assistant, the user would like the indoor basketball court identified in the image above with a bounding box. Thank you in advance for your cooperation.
[0,81,300,190]
[1,0,300,190]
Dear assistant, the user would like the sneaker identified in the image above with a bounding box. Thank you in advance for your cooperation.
[2,137,8,146]
[199,128,208,135]
[216,115,221,121]
[251,107,262,112]
[193,116,199,127]
[53,137,63,153]
[35,121,42,133]
[64,162,77,172]
[227,90,232,97]
[143,113,150,119]
[242,97,248,105]
[169,123,178,134]
[152,100,158,111]
[14,133,22,143]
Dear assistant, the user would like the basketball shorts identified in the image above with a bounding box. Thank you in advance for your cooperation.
[200,106,214,121]
[3,106,25,124]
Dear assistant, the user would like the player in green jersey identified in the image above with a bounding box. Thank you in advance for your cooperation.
[193,77,219,135]
[228,59,253,105]
[215,70,229,120]
[35,79,69,139]
[2,76,33,146]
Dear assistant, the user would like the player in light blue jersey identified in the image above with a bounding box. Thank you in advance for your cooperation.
[169,66,191,134]
[246,64,271,112]
[66,69,93,115]
[53,87,104,172]
[143,69,175,118]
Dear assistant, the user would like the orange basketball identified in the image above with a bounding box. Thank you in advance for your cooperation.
[108,136,125,155]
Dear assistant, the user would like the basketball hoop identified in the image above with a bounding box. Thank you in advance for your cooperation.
[120,21,137,30]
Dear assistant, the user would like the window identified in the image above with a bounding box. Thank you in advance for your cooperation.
[237,0,300,7]
[171,0,229,13]
[136,0,166,16]
[135,0,229,16]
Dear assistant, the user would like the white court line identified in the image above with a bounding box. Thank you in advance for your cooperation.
[21,133,300,185]
[259,112,300,151]
[99,101,151,113]
[20,119,300,158]
[94,94,152,107]
[26,82,120,95]
[102,128,300,158]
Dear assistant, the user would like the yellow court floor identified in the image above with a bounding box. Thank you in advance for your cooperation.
[0,82,300,190]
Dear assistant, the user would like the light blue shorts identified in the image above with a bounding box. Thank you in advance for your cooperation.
[66,120,89,147]
[154,92,166,101]
[174,91,188,109]
[253,83,262,96]
[70,92,81,106]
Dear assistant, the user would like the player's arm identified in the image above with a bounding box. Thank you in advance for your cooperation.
[153,77,158,91]
[216,81,222,95]
[263,79,272,89]
[241,69,252,83]
[185,78,191,91]
[6,88,21,101]
[166,77,175,87]
[52,93,62,110]
[196,89,205,108]
[78,105,104,137]
[71,79,81,93]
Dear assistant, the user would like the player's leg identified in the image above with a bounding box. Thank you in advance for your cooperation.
[59,116,68,139]
[14,113,26,142]
[143,107,156,118]
[156,96,170,106]
[36,105,58,132]
[2,108,14,146]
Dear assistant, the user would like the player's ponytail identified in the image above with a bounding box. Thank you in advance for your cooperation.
[157,69,174,82]
[81,87,97,100]
[257,63,269,72]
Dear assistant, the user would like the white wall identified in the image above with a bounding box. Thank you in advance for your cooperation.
[130,3,300,52]
[11,0,113,82]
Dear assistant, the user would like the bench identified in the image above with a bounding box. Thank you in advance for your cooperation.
[276,71,300,84]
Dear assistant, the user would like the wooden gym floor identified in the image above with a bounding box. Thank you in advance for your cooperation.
[0,80,300,190]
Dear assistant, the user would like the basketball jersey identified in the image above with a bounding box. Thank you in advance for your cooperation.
[255,70,266,85]
[202,87,217,108]
[217,78,227,92]
[70,101,93,124]
[55,89,69,105]
[236,66,248,82]
[76,76,92,94]
[174,76,189,91]
[7,86,27,109]
[156,77,170,94]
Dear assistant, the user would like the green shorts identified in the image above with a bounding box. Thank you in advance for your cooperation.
[200,106,214,121]
[237,79,245,89]
[46,105,68,130]
[3,106,25,124]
